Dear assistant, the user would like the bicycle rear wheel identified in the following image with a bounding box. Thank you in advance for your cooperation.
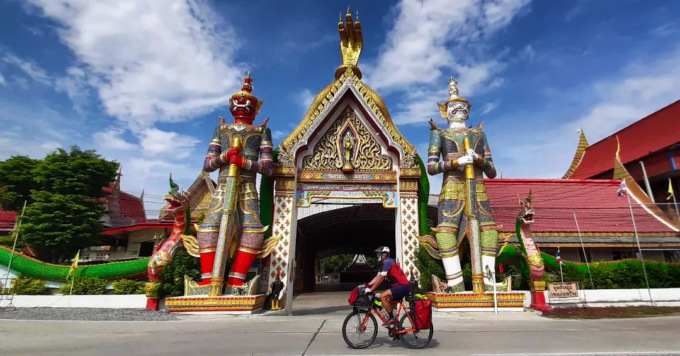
[342,310,378,349]
[398,313,433,349]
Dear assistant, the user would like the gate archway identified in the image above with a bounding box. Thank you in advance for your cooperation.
[261,12,423,312]
[295,203,395,292]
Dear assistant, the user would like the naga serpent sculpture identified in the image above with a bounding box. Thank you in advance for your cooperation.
[147,175,199,283]
[514,191,544,283]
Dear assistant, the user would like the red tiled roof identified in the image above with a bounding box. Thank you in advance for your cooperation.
[569,100,680,179]
[0,207,17,230]
[484,178,676,234]
[115,191,147,224]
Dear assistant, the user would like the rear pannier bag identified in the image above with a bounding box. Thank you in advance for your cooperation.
[413,299,432,329]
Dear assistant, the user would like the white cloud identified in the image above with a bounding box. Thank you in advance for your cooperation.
[490,46,680,179]
[54,66,92,111]
[519,44,536,62]
[1,53,51,86]
[366,0,530,126]
[272,130,288,141]
[570,49,680,142]
[479,100,500,115]
[93,128,138,151]
[297,88,315,113]
[137,128,200,159]
[41,141,62,152]
[0,74,5,86]
[367,0,529,91]
[26,0,244,128]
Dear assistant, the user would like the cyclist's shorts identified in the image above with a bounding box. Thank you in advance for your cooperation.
[389,284,411,301]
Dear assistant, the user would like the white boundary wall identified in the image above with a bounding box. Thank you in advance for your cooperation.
[0,295,147,308]
[545,288,680,307]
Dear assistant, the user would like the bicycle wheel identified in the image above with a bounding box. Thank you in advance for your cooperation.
[342,310,378,349]
[398,313,433,349]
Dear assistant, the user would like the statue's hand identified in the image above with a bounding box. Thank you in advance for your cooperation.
[456,155,474,167]
[466,149,479,161]
[220,147,241,164]
[226,147,241,159]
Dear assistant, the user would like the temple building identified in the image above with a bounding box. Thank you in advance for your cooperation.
[563,100,680,219]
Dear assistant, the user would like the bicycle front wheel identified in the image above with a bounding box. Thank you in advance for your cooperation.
[399,313,433,349]
[342,310,378,349]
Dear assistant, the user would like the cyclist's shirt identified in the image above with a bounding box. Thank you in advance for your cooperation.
[379,258,409,287]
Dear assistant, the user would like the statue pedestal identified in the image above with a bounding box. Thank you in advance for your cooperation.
[530,281,550,311]
[427,292,526,311]
[165,295,266,314]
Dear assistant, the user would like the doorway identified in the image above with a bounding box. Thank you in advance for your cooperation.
[294,203,396,293]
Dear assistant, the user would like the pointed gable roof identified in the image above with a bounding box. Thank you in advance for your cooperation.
[278,67,417,168]
[565,99,680,180]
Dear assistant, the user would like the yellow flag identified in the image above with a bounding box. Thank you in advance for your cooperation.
[68,251,80,279]
[669,179,675,201]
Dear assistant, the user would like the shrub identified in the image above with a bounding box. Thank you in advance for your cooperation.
[413,245,445,291]
[112,279,145,294]
[12,275,50,295]
[158,248,201,298]
[60,277,108,295]
[546,260,680,289]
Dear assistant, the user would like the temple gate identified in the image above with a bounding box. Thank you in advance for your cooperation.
[263,11,422,310]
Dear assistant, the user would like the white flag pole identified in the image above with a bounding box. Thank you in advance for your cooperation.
[625,192,654,306]
[572,213,595,289]
[558,247,564,283]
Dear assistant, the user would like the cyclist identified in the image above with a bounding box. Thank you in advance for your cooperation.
[365,246,410,327]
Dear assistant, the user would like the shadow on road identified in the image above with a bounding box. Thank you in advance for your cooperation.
[293,305,348,316]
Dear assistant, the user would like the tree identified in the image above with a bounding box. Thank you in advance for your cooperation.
[33,146,119,197]
[3,146,120,262]
[321,254,355,274]
[0,155,40,211]
[20,192,106,262]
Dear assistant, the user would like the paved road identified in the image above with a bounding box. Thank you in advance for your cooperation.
[2,311,680,355]
[1,292,680,355]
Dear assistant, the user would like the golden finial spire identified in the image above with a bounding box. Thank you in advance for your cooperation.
[335,7,363,79]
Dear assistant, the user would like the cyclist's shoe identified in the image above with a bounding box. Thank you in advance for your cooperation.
[383,318,398,328]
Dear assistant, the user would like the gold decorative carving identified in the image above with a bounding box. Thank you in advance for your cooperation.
[399,180,418,192]
[166,295,266,313]
[273,165,296,176]
[400,167,421,177]
[426,291,526,309]
[302,106,392,171]
[275,178,296,192]
[280,68,417,167]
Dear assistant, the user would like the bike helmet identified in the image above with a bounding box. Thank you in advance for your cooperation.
[374,246,390,260]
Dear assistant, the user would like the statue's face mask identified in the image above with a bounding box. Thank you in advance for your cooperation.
[447,101,470,123]
[229,95,257,122]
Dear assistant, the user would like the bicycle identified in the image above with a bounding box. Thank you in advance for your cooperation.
[342,289,433,349]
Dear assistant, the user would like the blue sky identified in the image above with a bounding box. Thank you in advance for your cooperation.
[1,0,679,217]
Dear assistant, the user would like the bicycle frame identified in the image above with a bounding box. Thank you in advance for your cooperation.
[356,296,418,336]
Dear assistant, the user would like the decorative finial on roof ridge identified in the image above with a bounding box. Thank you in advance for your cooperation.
[335,7,363,80]
[615,135,621,159]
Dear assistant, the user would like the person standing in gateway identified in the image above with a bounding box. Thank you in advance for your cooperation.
[365,246,411,327]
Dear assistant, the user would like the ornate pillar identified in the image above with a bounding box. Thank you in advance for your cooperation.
[399,172,421,282]
[267,171,297,311]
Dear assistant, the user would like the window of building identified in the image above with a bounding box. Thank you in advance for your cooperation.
[139,241,155,257]
[612,249,637,261]
[663,250,680,263]
[578,248,592,263]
